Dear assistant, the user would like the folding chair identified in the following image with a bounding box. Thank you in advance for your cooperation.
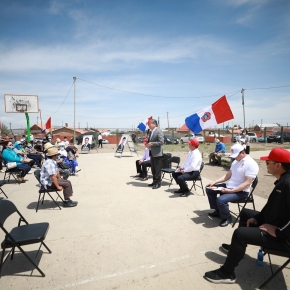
[161,156,180,187]
[3,160,22,184]
[231,177,258,227]
[0,199,51,277]
[259,248,290,289]
[188,162,205,195]
[0,181,8,198]
[34,170,64,212]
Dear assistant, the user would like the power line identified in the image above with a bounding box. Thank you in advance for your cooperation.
[76,77,241,99]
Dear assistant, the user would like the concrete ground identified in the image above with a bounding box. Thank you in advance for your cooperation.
[0,149,289,290]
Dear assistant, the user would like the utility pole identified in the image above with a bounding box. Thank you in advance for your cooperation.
[37,116,38,125]
[73,76,76,144]
[166,112,170,130]
[241,88,245,129]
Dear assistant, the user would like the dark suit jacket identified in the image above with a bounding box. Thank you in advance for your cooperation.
[81,143,91,150]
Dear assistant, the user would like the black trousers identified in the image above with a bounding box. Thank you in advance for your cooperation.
[172,171,199,191]
[98,140,103,148]
[222,208,290,274]
[135,160,151,177]
[150,156,163,184]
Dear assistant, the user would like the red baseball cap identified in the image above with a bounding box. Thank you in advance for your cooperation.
[188,139,199,147]
[260,148,290,163]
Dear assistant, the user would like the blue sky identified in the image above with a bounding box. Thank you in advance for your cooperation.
[1,0,290,131]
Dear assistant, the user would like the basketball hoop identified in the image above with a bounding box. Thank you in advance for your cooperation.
[16,104,28,113]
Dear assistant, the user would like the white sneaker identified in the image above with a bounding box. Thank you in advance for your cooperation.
[75,166,81,172]
[28,170,34,174]
[0,169,5,173]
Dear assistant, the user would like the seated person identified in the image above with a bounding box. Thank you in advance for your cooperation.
[40,146,77,207]
[24,142,43,168]
[2,141,33,182]
[81,137,91,151]
[172,139,202,197]
[205,148,290,284]
[135,138,151,180]
[209,139,226,165]
[206,143,259,227]
[58,143,68,158]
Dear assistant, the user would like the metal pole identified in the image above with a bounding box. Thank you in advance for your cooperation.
[241,88,245,129]
[73,76,76,144]
[167,112,170,130]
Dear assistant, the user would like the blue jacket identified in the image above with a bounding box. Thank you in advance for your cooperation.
[215,142,226,153]
[2,148,23,165]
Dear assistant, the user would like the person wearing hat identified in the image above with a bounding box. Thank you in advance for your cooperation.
[40,146,77,207]
[205,148,290,284]
[172,139,202,197]
[209,139,226,165]
[206,143,259,227]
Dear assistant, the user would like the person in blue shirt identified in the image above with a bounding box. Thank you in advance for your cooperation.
[2,141,32,182]
[209,139,226,165]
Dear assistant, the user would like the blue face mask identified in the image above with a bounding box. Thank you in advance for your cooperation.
[8,145,14,149]
[56,156,60,161]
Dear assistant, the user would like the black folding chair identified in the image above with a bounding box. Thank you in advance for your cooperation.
[34,170,64,212]
[188,162,205,195]
[0,199,51,277]
[0,181,8,198]
[3,160,22,184]
[231,177,258,227]
[161,156,180,187]
[259,248,290,289]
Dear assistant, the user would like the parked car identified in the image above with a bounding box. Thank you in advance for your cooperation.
[267,132,290,143]
[101,139,109,144]
[164,134,179,144]
[180,134,194,144]
[231,133,243,143]
[258,136,268,142]
[138,137,146,143]
[180,133,204,144]
[194,134,204,144]
[248,132,257,142]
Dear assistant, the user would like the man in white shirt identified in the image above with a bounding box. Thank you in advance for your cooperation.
[172,139,202,197]
[206,143,259,227]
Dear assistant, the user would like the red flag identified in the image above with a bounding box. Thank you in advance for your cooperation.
[42,117,51,132]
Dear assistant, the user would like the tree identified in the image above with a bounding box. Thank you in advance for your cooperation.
[1,123,10,135]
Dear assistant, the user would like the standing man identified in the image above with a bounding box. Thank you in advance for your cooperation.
[205,148,290,284]
[206,143,259,227]
[63,137,69,148]
[98,133,103,148]
[172,139,202,197]
[145,119,164,189]
[209,139,226,165]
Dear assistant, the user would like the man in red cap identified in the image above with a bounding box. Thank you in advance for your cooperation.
[172,138,202,197]
[204,148,290,284]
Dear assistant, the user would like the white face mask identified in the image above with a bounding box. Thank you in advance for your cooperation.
[60,147,65,151]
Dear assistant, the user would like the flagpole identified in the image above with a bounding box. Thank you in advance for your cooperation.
[73,76,76,144]
[241,88,245,129]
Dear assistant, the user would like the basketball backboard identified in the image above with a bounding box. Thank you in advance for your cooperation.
[4,94,39,113]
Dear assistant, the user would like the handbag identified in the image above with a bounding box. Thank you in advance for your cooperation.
[7,162,17,169]
[58,162,70,169]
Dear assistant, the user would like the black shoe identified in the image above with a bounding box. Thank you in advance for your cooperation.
[142,176,148,181]
[180,190,190,197]
[221,244,230,254]
[135,174,142,178]
[208,210,220,218]
[174,189,184,193]
[204,268,236,284]
[152,183,161,189]
[63,200,77,207]
[220,216,232,227]
[67,198,78,205]
[148,183,155,187]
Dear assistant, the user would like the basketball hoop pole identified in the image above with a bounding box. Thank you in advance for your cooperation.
[25,113,31,142]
